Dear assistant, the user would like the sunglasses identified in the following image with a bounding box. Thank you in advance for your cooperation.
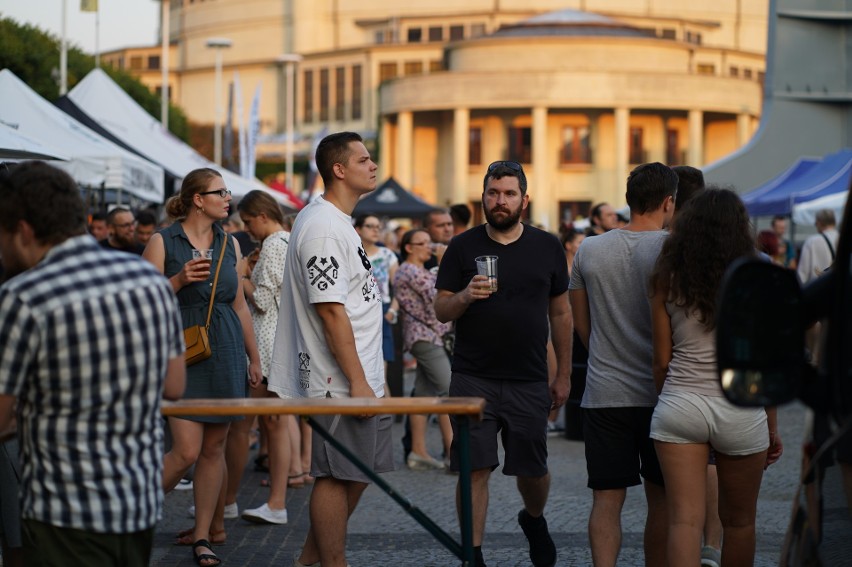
[487,161,523,173]
[199,189,232,198]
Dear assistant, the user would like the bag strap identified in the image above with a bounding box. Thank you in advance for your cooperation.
[820,232,836,262]
[398,304,443,337]
[205,236,228,330]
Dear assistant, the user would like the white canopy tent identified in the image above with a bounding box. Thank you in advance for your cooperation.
[68,69,298,208]
[792,191,846,226]
[0,121,68,161]
[0,69,164,203]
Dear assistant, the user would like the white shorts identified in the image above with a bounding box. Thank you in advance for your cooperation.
[650,389,769,456]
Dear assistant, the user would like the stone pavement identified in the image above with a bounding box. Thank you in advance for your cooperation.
[152,402,819,566]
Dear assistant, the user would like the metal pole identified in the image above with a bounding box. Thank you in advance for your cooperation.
[60,0,68,95]
[94,3,100,68]
[285,60,295,192]
[160,0,170,128]
[213,49,223,165]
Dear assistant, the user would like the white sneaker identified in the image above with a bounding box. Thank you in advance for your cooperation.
[187,502,239,520]
[175,478,193,491]
[242,503,288,525]
[700,545,721,567]
[406,452,446,471]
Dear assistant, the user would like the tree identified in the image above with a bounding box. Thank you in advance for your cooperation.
[0,17,189,141]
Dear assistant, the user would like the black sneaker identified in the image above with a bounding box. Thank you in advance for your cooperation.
[517,509,556,567]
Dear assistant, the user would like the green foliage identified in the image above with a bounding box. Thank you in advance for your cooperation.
[0,16,188,141]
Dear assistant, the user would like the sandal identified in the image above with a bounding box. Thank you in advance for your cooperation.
[192,539,221,567]
[288,474,305,488]
[176,527,226,546]
[254,454,269,473]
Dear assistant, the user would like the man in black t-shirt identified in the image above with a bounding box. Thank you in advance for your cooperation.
[435,161,573,567]
[100,207,144,255]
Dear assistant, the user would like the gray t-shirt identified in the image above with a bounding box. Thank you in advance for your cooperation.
[569,229,667,408]
[663,304,722,397]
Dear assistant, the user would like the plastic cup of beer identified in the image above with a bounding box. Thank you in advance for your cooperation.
[475,255,498,291]
[192,249,214,263]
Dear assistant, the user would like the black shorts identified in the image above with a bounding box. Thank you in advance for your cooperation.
[583,407,664,490]
[448,372,550,477]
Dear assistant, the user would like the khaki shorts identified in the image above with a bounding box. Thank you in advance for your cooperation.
[310,413,395,483]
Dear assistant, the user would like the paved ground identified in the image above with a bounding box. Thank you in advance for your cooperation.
[150,401,849,566]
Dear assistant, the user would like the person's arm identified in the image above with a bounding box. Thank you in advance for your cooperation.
[314,302,376,399]
[142,232,210,293]
[765,406,783,468]
[434,275,492,323]
[231,238,263,389]
[162,356,187,401]
[244,242,284,313]
[0,395,15,442]
[548,290,573,408]
[568,288,591,350]
[650,289,673,394]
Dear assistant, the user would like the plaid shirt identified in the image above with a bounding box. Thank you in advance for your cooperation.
[0,235,183,533]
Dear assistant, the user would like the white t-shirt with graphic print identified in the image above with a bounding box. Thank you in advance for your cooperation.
[268,194,384,399]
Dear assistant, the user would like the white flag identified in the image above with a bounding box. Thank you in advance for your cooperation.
[233,72,247,178]
[246,84,261,179]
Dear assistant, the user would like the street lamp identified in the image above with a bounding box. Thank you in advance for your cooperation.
[276,53,303,193]
[206,37,232,165]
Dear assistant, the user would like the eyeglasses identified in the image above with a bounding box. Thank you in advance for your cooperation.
[362,224,381,230]
[409,241,431,247]
[487,161,523,173]
[112,222,135,229]
[199,189,232,198]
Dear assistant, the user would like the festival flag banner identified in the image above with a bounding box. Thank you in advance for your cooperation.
[80,0,98,12]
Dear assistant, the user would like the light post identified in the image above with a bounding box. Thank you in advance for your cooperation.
[206,37,232,165]
[276,53,303,193]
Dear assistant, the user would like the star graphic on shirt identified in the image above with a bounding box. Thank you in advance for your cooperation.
[320,257,328,265]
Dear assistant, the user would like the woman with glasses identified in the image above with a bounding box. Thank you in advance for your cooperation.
[354,214,399,393]
[143,168,261,567]
[393,228,454,470]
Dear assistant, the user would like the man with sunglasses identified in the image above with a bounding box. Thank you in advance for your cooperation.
[435,160,573,567]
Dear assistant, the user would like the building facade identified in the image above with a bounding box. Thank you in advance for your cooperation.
[109,0,768,228]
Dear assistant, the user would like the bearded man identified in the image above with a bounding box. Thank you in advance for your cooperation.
[434,161,573,567]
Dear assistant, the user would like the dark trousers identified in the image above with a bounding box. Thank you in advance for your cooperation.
[23,519,154,567]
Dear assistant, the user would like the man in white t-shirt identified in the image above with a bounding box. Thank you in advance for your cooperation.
[268,131,393,567]
[797,208,839,285]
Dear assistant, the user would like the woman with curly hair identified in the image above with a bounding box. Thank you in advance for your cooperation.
[649,188,783,567]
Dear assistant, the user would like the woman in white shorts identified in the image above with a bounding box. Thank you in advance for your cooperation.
[649,188,783,566]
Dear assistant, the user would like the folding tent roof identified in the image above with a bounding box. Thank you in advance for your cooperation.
[792,190,847,226]
[742,149,852,217]
[0,121,68,161]
[352,177,436,218]
[0,69,164,203]
[67,68,299,208]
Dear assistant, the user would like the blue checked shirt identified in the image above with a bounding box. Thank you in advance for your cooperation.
[0,235,183,533]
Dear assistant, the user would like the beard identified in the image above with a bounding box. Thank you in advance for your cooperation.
[483,202,523,232]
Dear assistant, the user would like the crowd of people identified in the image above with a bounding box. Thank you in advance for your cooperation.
[0,131,841,567]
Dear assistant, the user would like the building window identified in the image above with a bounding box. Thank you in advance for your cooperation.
[428,26,443,42]
[335,67,345,121]
[148,55,161,70]
[374,30,385,44]
[404,61,423,76]
[429,60,443,72]
[470,23,486,37]
[660,28,676,40]
[303,69,314,123]
[560,126,591,164]
[379,62,398,83]
[469,127,482,165]
[507,127,532,164]
[730,66,739,78]
[319,68,329,121]
[351,65,362,120]
[757,70,766,84]
[449,25,464,41]
[407,27,422,43]
[666,129,681,165]
[697,63,716,75]
[629,127,645,164]
[744,68,753,79]
[130,56,143,70]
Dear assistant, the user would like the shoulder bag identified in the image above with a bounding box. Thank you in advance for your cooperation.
[184,239,228,366]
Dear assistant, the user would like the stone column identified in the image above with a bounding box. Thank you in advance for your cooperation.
[688,109,704,166]
[378,115,392,183]
[531,105,550,228]
[453,107,470,204]
[615,107,630,205]
[737,112,752,147]
[396,110,413,189]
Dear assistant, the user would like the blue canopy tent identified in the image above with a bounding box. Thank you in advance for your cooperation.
[742,149,852,217]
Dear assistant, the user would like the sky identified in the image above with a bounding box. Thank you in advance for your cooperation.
[0,0,160,54]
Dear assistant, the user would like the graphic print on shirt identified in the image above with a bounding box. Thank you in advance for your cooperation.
[298,352,311,390]
[357,246,380,303]
[306,255,339,291]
